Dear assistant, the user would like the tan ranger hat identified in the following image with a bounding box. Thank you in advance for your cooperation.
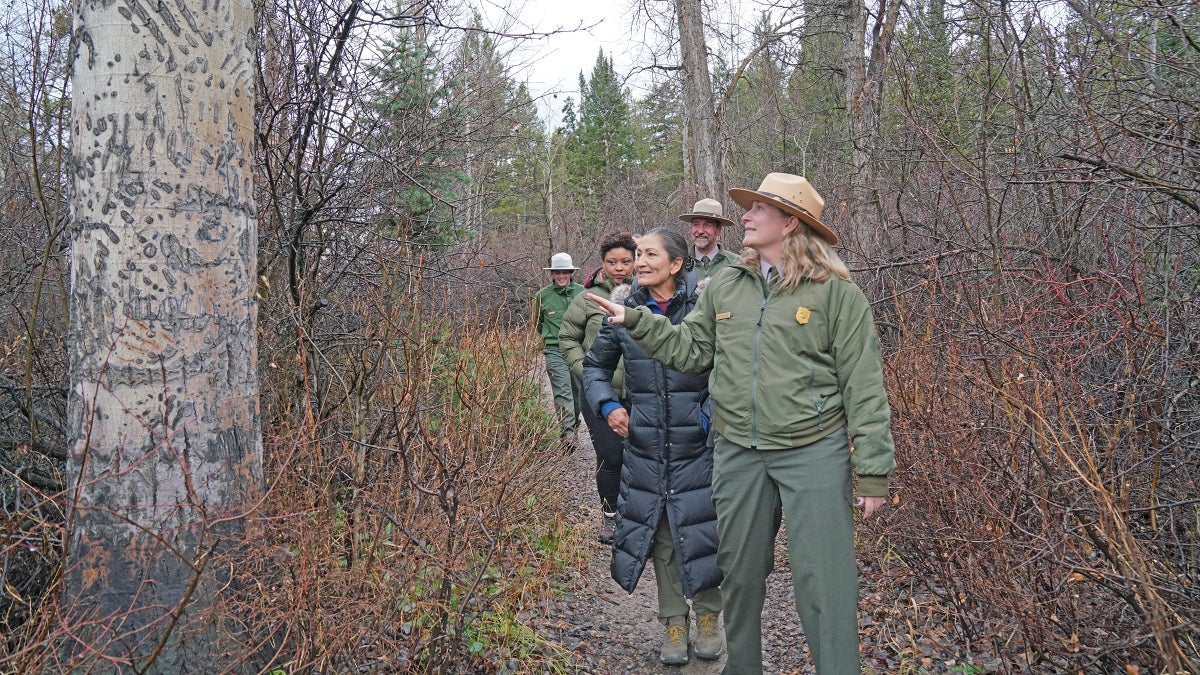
[678,198,735,228]
[728,173,837,244]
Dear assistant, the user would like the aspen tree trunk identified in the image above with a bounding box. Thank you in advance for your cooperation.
[677,0,722,198]
[64,0,262,670]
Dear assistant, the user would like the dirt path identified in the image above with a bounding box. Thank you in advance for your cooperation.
[539,426,730,674]
[539,422,835,674]
[532,369,988,674]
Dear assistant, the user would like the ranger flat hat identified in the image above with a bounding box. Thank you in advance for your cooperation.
[728,173,837,244]
[544,252,579,271]
[678,198,735,228]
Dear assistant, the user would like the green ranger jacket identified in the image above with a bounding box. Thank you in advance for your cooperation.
[692,247,740,282]
[622,263,896,496]
[559,276,626,398]
[533,281,583,347]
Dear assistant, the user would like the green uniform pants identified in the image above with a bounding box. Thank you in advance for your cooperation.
[652,515,723,624]
[543,347,579,436]
[712,430,859,674]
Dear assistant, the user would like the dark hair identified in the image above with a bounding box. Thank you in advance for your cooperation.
[642,226,693,283]
[599,231,637,258]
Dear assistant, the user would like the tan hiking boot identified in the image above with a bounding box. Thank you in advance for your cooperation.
[694,613,725,660]
[660,620,689,665]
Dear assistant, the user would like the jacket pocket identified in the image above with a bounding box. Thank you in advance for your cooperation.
[805,356,826,432]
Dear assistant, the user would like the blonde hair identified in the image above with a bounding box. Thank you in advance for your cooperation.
[739,213,850,289]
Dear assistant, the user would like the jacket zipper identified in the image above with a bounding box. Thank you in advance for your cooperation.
[750,275,771,448]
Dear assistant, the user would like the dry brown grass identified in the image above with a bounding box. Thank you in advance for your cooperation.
[215,266,590,672]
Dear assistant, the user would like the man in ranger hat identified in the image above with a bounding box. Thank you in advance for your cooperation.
[680,197,738,281]
[533,252,585,442]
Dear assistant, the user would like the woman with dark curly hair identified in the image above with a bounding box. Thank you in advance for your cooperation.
[558,231,637,543]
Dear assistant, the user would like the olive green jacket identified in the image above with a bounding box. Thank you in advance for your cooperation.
[692,247,740,282]
[621,263,895,496]
[559,277,626,398]
[533,282,584,347]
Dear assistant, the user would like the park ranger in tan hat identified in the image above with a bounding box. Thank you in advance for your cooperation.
[679,198,738,281]
[588,172,895,674]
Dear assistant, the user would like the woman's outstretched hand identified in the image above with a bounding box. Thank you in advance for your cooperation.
[587,293,626,324]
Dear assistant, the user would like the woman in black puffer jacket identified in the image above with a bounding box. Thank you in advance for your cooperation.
[582,226,724,665]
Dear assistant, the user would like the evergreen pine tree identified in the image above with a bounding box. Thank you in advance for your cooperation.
[367,27,471,247]
[558,50,646,219]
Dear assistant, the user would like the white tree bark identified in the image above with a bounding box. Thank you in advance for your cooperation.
[65,0,262,669]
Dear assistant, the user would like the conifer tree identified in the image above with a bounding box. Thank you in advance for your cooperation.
[444,13,546,239]
[559,50,646,221]
[368,27,470,246]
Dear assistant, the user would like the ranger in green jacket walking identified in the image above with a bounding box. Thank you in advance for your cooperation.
[533,252,584,440]
[590,173,896,675]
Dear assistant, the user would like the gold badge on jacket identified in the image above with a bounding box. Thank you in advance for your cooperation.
[795,307,812,325]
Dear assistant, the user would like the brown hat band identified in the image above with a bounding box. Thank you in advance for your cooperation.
[759,191,818,221]
[691,211,721,219]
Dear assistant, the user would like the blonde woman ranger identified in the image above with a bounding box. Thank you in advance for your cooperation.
[588,173,896,675]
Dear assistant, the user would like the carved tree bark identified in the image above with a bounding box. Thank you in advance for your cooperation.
[677,0,722,198]
[64,0,262,670]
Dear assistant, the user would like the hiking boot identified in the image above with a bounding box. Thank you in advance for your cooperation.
[694,613,724,660]
[558,433,577,454]
[598,512,616,545]
[660,619,689,665]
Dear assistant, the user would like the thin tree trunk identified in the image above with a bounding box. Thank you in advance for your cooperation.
[677,0,722,198]
[843,0,899,251]
[64,0,262,670]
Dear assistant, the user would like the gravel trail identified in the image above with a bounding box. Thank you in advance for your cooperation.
[537,428,814,674]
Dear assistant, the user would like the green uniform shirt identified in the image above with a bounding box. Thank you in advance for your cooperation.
[622,263,895,496]
[533,281,584,347]
[692,248,739,282]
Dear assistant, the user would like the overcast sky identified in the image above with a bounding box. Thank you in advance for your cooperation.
[478,0,652,127]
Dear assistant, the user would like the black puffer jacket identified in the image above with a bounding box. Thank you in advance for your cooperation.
[582,273,722,596]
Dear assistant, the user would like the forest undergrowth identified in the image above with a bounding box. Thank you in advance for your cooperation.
[1,279,594,672]
[3,256,1195,672]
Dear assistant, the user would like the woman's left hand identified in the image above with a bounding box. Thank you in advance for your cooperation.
[606,407,630,438]
[856,496,886,519]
